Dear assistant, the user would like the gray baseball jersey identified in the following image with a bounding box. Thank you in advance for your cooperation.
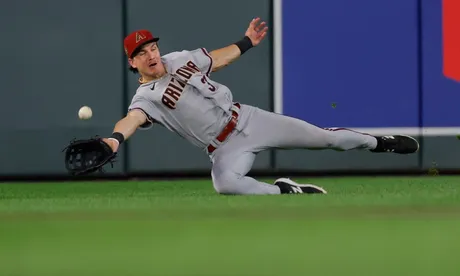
[128,48,247,150]
[127,47,379,195]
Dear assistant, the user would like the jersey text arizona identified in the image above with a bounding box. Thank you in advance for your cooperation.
[161,61,201,109]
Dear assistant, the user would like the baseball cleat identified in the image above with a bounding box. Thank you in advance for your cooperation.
[370,135,419,154]
[274,178,327,194]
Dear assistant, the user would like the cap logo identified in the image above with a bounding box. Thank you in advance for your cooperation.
[135,32,146,43]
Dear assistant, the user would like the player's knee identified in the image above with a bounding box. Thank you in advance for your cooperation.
[212,170,242,195]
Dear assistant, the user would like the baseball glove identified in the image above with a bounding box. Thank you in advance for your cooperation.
[63,137,117,175]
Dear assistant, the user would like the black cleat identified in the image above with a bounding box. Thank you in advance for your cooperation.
[370,135,419,154]
[274,178,327,194]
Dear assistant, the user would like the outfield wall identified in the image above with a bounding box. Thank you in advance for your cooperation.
[275,0,460,174]
[0,0,458,179]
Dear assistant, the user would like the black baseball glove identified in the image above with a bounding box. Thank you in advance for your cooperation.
[63,137,117,175]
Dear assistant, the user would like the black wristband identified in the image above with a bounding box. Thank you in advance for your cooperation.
[234,36,253,55]
[110,132,125,145]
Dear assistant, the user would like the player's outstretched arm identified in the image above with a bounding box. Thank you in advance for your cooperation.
[209,17,268,72]
[102,109,148,152]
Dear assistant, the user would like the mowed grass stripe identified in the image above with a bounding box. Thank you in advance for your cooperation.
[0,176,459,215]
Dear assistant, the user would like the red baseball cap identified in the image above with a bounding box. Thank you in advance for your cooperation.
[123,30,159,58]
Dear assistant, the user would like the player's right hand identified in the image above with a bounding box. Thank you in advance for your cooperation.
[102,138,120,153]
[245,17,268,47]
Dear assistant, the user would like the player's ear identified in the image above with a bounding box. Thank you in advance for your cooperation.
[128,58,137,69]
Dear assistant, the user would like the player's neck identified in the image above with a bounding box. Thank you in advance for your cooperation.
[139,71,167,84]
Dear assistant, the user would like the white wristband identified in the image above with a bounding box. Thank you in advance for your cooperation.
[107,137,120,146]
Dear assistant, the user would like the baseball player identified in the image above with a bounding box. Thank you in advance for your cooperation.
[102,17,419,195]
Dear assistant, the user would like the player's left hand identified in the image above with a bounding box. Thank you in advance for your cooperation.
[63,137,117,175]
[245,17,268,47]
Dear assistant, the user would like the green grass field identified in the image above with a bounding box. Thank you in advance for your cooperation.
[1,176,460,276]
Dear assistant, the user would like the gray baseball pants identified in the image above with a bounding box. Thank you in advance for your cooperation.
[209,104,377,195]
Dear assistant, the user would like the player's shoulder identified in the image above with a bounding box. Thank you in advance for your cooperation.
[162,48,207,61]
[162,50,189,62]
[160,49,196,72]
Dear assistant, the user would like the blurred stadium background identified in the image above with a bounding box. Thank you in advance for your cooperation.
[1,0,459,180]
[1,1,460,276]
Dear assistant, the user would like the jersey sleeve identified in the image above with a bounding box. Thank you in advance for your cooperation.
[127,95,157,130]
[187,48,213,77]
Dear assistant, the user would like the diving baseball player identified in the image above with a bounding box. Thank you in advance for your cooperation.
[102,18,419,195]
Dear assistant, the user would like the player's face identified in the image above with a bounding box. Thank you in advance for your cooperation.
[130,42,165,80]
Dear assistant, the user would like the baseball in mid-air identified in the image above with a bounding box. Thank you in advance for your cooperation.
[78,106,93,120]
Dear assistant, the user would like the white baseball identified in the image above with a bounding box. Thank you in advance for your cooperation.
[78,106,93,120]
